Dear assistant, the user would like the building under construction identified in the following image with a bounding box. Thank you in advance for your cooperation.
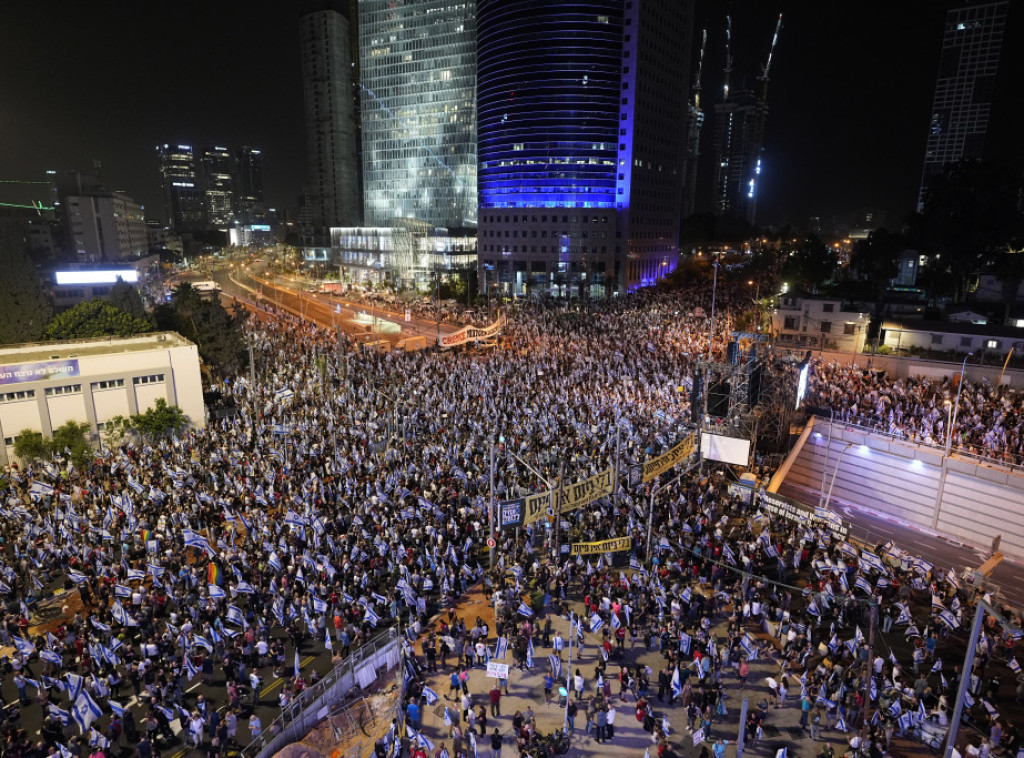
[708,13,782,226]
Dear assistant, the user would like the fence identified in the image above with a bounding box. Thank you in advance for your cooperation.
[241,628,402,758]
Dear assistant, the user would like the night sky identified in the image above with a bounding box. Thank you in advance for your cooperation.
[0,1,982,229]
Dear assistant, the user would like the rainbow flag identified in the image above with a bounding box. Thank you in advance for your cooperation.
[207,563,223,586]
[140,529,153,544]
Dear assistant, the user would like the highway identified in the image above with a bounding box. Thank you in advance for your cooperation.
[779,480,1024,611]
[212,265,458,345]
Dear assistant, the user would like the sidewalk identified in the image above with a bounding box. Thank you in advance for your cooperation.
[413,591,864,758]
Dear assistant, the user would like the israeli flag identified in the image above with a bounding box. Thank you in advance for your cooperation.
[589,612,604,634]
[208,584,227,600]
[937,609,960,631]
[526,637,534,669]
[548,654,562,681]
[423,686,439,705]
[493,636,509,660]
[854,576,873,595]
[71,691,102,733]
[443,707,456,727]
[235,580,255,594]
[679,632,692,655]
[226,605,246,626]
[275,387,295,403]
[671,667,682,698]
[108,700,125,718]
[13,635,36,655]
[40,649,63,665]
[185,655,198,681]
[325,624,333,650]
[931,659,943,673]
[49,705,71,726]
[268,552,282,572]
[193,634,214,653]
[611,613,621,630]
[896,604,913,625]
[65,673,85,702]
[1008,658,1020,674]
[517,601,534,617]
[67,570,90,584]
[364,607,380,627]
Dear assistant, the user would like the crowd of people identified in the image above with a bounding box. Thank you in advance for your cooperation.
[805,361,1024,466]
[0,272,1021,758]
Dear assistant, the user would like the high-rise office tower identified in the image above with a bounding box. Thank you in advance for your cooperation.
[917,1,1009,211]
[359,1,477,228]
[476,0,693,296]
[156,144,205,233]
[235,146,265,223]
[200,146,236,227]
[300,7,362,229]
[710,14,782,226]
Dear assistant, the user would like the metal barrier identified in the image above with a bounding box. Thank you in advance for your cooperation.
[240,628,401,758]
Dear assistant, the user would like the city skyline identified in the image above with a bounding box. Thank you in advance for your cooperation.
[0,1,1020,230]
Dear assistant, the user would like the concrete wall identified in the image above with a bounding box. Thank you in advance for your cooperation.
[776,347,1024,387]
[782,419,1024,561]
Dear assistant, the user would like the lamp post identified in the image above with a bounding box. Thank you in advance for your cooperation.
[822,441,854,512]
[945,353,972,456]
[506,448,559,559]
[817,408,835,508]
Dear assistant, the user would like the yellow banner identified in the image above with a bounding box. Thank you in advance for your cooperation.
[642,432,696,483]
[521,466,616,526]
[570,536,633,556]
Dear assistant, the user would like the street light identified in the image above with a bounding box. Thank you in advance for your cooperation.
[822,441,855,512]
[504,446,560,557]
[945,353,972,456]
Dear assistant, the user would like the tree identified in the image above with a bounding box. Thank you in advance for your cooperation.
[107,398,189,443]
[108,278,148,321]
[153,283,247,377]
[0,229,52,344]
[13,429,48,461]
[850,228,907,317]
[43,300,152,341]
[780,235,836,292]
[12,421,91,468]
[912,160,1024,301]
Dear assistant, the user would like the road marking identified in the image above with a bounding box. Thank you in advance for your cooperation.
[260,655,316,698]
[186,680,204,692]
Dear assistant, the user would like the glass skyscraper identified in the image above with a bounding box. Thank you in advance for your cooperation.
[359,1,477,228]
[918,1,1009,211]
[156,144,205,234]
[476,0,693,297]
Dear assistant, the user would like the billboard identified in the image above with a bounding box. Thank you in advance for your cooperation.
[55,270,138,285]
[0,359,80,386]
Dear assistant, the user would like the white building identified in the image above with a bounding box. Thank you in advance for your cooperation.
[0,332,204,465]
[882,319,1024,358]
[772,294,870,355]
[66,191,148,261]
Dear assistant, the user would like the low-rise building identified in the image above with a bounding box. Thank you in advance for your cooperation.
[0,332,204,465]
[772,294,870,354]
[882,318,1024,357]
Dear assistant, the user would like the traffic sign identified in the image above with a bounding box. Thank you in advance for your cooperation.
[486,537,496,548]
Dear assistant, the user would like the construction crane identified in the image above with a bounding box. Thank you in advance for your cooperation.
[722,15,733,101]
[692,27,708,111]
[758,13,783,101]
[0,179,55,213]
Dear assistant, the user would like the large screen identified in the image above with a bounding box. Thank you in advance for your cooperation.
[55,270,138,285]
[700,432,751,466]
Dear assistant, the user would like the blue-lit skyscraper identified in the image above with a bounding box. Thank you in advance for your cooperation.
[476,0,693,296]
[359,1,477,228]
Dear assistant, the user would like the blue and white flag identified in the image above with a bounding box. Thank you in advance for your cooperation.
[931,659,943,673]
[13,635,35,655]
[548,654,562,681]
[517,601,534,617]
[235,580,255,594]
[589,612,604,634]
[193,635,214,653]
[71,691,102,733]
[493,636,508,660]
[49,705,71,726]
[937,609,960,631]
[226,605,246,626]
[423,686,439,705]
[208,584,227,600]
[364,607,380,627]
[671,667,682,699]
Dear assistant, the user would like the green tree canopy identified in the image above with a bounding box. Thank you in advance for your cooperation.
[13,421,91,468]
[106,398,188,443]
[108,278,148,320]
[43,299,152,341]
[0,229,52,344]
[153,283,248,377]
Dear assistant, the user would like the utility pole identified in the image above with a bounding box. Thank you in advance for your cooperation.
[736,698,749,758]
[944,601,986,757]
[553,461,565,561]
[489,439,496,570]
[248,342,255,385]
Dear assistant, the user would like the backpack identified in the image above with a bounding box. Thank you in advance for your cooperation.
[568,702,577,718]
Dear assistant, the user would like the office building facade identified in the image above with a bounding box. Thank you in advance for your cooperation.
[358,0,477,228]
[200,146,236,227]
[300,8,362,229]
[156,144,206,234]
[918,1,1010,210]
[235,146,265,223]
[65,192,147,261]
[476,0,692,297]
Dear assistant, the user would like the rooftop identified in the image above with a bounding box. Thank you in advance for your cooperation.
[0,332,194,363]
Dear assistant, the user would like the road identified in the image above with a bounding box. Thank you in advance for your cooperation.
[779,480,1024,611]
[213,266,458,345]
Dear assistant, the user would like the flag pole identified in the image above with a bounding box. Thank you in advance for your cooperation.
[563,611,573,734]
